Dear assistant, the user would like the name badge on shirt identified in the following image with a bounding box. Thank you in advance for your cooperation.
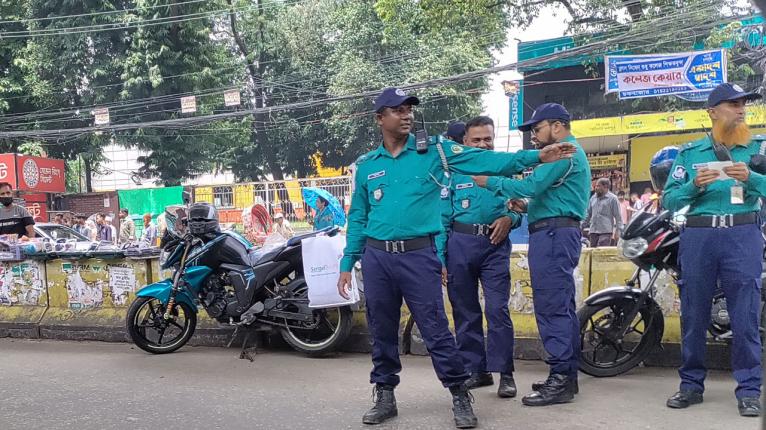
[367,170,385,180]
[731,185,744,205]
[455,183,474,190]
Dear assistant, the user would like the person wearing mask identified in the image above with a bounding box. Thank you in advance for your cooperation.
[474,103,590,406]
[663,83,765,417]
[0,182,35,240]
[141,214,157,247]
[441,116,521,399]
[118,208,136,243]
[313,197,335,231]
[583,178,623,247]
[336,88,574,427]
[96,213,113,243]
[272,213,294,239]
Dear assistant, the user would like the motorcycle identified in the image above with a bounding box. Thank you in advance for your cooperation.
[577,208,766,377]
[126,203,353,356]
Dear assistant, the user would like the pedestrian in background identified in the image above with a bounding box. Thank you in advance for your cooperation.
[584,178,623,247]
[618,190,630,224]
[273,213,294,239]
[119,208,135,243]
[141,214,157,247]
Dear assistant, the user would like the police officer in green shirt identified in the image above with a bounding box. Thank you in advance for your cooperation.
[663,83,764,417]
[474,103,591,407]
[439,116,521,399]
[335,88,575,428]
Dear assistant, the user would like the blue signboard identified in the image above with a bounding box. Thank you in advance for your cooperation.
[605,49,727,100]
[505,80,524,131]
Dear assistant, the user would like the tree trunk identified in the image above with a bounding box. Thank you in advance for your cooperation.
[228,0,283,180]
[84,158,93,193]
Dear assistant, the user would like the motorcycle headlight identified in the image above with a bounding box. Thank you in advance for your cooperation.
[618,237,648,259]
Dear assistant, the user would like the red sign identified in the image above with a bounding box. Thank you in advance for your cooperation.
[25,202,48,222]
[23,193,47,203]
[14,155,66,193]
[0,154,17,188]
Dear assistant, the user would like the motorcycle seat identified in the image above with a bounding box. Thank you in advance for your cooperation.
[286,227,337,247]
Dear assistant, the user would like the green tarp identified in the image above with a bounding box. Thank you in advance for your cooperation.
[117,186,184,239]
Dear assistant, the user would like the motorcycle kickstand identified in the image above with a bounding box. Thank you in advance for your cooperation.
[239,329,263,362]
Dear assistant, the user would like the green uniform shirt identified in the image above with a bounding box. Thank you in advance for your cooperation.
[340,134,541,272]
[484,135,591,224]
[436,173,521,262]
[313,206,335,231]
[663,135,766,216]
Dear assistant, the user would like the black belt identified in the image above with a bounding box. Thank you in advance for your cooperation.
[452,221,493,236]
[685,213,758,228]
[528,217,581,234]
[366,236,432,254]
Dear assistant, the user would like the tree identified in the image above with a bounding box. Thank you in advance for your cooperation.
[119,0,239,186]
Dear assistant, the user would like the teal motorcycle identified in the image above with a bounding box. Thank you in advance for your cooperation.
[126,203,352,356]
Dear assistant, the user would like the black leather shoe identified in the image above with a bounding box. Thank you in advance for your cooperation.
[464,372,493,389]
[497,373,517,398]
[362,385,398,425]
[522,374,574,406]
[738,397,761,417]
[450,384,478,429]
[666,390,703,409]
[533,377,578,394]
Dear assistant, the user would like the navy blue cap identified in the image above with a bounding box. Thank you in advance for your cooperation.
[707,83,762,107]
[518,103,571,132]
[374,87,420,113]
[444,121,465,143]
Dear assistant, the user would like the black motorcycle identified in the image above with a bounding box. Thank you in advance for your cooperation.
[578,208,766,377]
[126,203,353,356]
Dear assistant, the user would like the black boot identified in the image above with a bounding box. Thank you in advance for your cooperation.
[497,373,517,398]
[362,385,398,425]
[532,377,578,394]
[464,371,493,389]
[737,397,761,417]
[522,374,574,407]
[666,390,703,409]
[450,385,478,429]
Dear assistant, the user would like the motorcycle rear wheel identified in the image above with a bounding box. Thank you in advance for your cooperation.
[578,298,664,377]
[127,296,197,354]
[279,279,353,357]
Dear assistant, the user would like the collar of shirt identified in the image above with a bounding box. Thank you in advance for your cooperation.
[371,134,416,159]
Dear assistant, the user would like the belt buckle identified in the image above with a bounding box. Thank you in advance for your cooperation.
[713,215,733,228]
[386,240,405,253]
[475,224,490,236]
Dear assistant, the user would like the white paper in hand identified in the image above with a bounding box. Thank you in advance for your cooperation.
[695,161,733,180]
[302,234,359,308]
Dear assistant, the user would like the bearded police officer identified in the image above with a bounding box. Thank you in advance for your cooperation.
[336,88,575,428]
[663,83,764,417]
[474,103,590,407]
[440,116,521,398]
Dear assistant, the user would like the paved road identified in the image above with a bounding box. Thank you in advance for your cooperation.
[0,339,760,430]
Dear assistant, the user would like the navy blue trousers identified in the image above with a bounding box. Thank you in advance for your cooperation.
[678,223,763,399]
[528,226,582,378]
[362,245,468,388]
[446,232,515,374]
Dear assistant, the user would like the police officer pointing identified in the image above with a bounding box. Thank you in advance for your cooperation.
[474,103,591,407]
[441,116,521,398]
[336,88,575,428]
[663,83,764,417]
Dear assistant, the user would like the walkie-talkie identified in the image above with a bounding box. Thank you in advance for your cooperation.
[415,115,429,154]
[703,125,732,161]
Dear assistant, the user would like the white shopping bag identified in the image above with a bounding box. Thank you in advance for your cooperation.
[302,234,360,308]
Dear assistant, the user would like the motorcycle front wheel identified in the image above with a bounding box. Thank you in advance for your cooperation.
[127,296,197,354]
[279,279,353,357]
[578,298,664,377]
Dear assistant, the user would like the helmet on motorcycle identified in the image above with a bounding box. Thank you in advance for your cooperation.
[649,146,680,191]
[188,202,220,237]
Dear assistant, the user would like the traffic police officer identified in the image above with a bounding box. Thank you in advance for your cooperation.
[440,116,521,398]
[663,83,764,417]
[336,88,575,428]
[474,103,591,406]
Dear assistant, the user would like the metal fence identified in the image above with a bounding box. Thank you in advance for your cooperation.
[193,176,352,231]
